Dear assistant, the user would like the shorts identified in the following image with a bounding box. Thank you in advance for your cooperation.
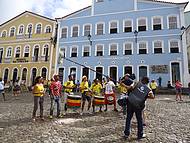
[176,88,182,94]
[82,91,91,102]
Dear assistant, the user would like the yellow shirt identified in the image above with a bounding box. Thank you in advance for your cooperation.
[80,81,89,93]
[90,83,102,96]
[64,80,74,93]
[118,84,127,93]
[150,82,157,90]
[33,84,44,97]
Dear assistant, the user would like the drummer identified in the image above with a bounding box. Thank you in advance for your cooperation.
[90,79,103,113]
[104,77,118,112]
[80,75,91,115]
[63,75,75,115]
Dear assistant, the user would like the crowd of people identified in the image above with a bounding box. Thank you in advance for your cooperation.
[1,73,190,140]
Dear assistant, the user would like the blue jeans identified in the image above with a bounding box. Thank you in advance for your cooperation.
[124,102,143,138]
[50,96,61,117]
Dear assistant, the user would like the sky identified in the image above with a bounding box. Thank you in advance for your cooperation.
[0,0,189,25]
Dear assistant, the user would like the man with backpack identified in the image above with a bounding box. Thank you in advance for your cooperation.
[123,76,154,140]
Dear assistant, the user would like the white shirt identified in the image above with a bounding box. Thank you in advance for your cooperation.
[0,81,4,90]
[105,81,115,94]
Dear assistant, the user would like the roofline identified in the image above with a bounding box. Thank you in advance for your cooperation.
[56,5,91,20]
[0,11,55,27]
[140,0,189,8]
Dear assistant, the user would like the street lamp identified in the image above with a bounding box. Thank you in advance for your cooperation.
[87,34,92,46]
[134,30,138,43]
[180,26,186,40]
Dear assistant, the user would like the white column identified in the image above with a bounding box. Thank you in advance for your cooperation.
[91,0,95,16]
[180,7,189,87]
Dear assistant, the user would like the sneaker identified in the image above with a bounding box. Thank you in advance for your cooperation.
[49,115,53,119]
[57,115,63,118]
[114,108,118,112]
[63,112,66,116]
[137,134,146,140]
[104,109,107,112]
[80,112,83,115]
[32,118,36,122]
[143,123,147,126]
[41,117,45,121]
[123,135,129,140]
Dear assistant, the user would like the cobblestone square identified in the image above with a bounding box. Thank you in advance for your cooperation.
[0,93,190,143]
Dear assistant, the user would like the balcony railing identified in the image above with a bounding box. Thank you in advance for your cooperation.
[16,34,32,39]
[4,58,12,63]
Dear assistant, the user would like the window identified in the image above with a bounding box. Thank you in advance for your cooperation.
[72,26,79,37]
[110,44,118,56]
[27,24,33,34]
[124,20,132,33]
[18,25,24,34]
[168,16,177,29]
[71,46,77,57]
[1,31,6,37]
[6,47,12,57]
[24,46,30,57]
[45,26,51,33]
[83,46,90,57]
[36,24,42,34]
[10,27,15,37]
[15,47,21,58]
[43,45,49,56]
[170,40,179,53]
[138,18,147,32]
[153,17,162,30]
[61,27,68,38]
[154,41,163,54]
[96,23,104,35]
[96,45,103,56]
[41,68,47,79]
[138,42,147,54]
[124,43,132,55]
[110,21,118,34]
[84,24,91,36]
[60,48,66,57]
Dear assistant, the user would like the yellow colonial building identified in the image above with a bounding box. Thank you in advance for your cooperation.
[0,11,57,86]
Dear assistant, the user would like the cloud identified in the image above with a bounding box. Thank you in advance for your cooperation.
[0,0,189,25]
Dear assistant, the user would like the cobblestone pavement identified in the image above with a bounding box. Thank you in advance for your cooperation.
[0,93,190,143]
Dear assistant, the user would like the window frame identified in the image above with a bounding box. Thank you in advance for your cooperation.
[42,44,49,56]
[35,23,42,34]
[9,26,16,37]
[152,40,164,54]
[15,46,21,58]
[1,30,7,38]
[26,23,33,34]
[137,41,148,54]
[44,25,52,33]
[109,20,119,34]
[109,43,118,56]
[6,47,12,58]
[137,17,148,32]
[123,19,133,33]
[152,16,163,31]
[71,25,80,37]
[61,26,68,38]
[95,22,105,35]
[167,15,179,30]
[83,24,92,36]
[95,44,104,56]
[17,24,25,35]
[23,45,30,57]
[82,45,91,57]
[70,46,78,57]
[123,42,133,55]
[169,39,180,53]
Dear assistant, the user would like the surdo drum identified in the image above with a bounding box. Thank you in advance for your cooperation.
[93,96,105,106]
[67,94,81,108]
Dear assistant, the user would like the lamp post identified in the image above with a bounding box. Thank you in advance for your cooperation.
[134,30,138,43]
[87,34,92,46]
[180,26,186,40]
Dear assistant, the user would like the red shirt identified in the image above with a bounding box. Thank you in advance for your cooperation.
[50,81,62,96]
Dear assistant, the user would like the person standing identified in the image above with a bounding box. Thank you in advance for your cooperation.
[0,78,5,101]
[80,76,91,115]
[63,75,75,115]
[49,75,62,118]
[124,77,154,140]
[13,79,21,97]
[91,79,103,113]
[149,80,158,96]
[32,76,45,121]
[104,77,118,112]
[175,80,183,101]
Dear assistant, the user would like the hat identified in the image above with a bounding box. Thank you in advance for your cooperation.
[124,73,130,77]
[82,75,87,80]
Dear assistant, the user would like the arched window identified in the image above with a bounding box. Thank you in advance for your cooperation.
[24,46,30,57]
[27,24,32,34]
[31,68,37,85]
[15,47,21,58]
[45,26,51,33]
[18,25,24,34]
[22,68,27,81]
[3,68,9,83]
[36,24,42,34]
[12,68,18,83]
[2,30,6,37]
[10,27,15,37]
[6,47,12,58]
[41,68,47,79]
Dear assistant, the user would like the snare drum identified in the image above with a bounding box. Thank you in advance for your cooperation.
[67,94,81,108]
[94,96,105,106]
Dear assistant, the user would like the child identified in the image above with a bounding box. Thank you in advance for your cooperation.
[32,76,45,121]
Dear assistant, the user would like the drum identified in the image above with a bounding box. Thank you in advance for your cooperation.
[67,94,81,108]
[94,96,105,106]
[105,93,115,105]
